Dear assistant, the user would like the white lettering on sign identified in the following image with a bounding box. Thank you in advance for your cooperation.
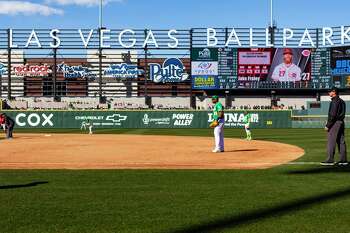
[15,113,54,127]
[3,26,350,49]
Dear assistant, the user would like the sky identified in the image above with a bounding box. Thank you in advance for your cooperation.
[0,0,349,29]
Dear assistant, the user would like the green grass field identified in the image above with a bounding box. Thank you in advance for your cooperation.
[1,129,350,233]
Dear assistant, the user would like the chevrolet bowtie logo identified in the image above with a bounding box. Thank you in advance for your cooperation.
[106,114,128,123]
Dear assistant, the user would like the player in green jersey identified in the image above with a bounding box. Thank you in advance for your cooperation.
[243,111,252,140]
[210,96,225,153]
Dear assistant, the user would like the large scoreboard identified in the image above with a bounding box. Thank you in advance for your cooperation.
[191,47,349,90]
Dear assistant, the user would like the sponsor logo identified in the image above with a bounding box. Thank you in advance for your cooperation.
[106,114,128,123]
[57,63,95,78]
[332,59,350,75]
[302,49,311,57]
[192,76,217,89]
[75,116,104,121]
[191,61,218,76]
[142,113,170,125]
[142,114,150,125]
[104,63,144,79]
[16,113,54,127]
[149,58,189,83]
[0,63,6,75]
[172,113,193,126]
[198,48,211,59]
[208,113,259,127]
[13,64,51,77]
[75,114,127,127]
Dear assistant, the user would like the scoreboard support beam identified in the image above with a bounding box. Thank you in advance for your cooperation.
[52,31,57,100]
[190,29,196,109]
[144,29,149,107]
[7,29,11,100]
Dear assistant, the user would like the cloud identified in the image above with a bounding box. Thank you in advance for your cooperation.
[0,1,64,16]
[45,0,123,6]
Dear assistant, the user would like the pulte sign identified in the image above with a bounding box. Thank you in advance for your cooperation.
[3,26,350,49]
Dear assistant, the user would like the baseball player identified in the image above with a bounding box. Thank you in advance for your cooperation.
[243,111,252,140]
[0,113,15,139]
[81,120,93,134]
[271,48,301,82]
[209,96,225,153]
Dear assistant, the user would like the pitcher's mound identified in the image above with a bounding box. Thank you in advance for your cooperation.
[0,134,304,170]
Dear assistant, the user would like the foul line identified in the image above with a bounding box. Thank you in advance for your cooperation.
[286,162,320,165]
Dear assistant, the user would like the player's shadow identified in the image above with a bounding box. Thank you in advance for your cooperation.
[226,149,259,153]
[0,181,48,190]
[167,187,350,233]
[287,166,350,174]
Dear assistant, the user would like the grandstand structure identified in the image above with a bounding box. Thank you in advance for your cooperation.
[1,27,350,111]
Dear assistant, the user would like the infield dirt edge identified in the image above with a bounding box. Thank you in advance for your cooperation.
[0,134,305,170]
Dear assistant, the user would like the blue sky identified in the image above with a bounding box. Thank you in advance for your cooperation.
[0,0,349,29]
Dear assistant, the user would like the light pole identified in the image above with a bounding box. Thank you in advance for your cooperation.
[270,0,274,28]
[99,0,103,28]
[98,0,104,103]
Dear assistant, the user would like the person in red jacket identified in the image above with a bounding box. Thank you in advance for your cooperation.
[0,114,5,130]
[0,113,14,139]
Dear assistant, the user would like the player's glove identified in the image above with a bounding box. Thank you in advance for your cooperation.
[209,120,219,128]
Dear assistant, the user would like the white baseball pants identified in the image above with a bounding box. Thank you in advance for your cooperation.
[214,119,225,151]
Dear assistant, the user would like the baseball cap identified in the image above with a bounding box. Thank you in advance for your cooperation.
[328,86,339,94]
[212,95,219,100]
[283,48,293,55]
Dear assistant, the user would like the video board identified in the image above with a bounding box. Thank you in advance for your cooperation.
[191,47,336,90]
[331,46,350,88]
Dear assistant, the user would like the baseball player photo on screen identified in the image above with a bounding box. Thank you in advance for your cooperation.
[237,48,312,87]
[268,48,312,82]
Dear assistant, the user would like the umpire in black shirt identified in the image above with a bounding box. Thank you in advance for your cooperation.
[321,87,348,166]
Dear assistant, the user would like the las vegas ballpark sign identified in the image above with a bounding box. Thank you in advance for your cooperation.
[3,26,350,49]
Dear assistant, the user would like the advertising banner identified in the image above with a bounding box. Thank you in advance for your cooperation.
[104,63,144,79]
[191,62,218,76]
[192,76,217,89]
[0,63,6,75]
[331,46,350,75]
[191,48,220,89]
[331,46,350,88]
[3,110,292,129]
[149,58,189,83]
[191,48,218,62]
[13,64,51,77]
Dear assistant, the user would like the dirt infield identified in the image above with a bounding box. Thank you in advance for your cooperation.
[0,134,304,170]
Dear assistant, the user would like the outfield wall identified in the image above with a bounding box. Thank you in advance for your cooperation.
[3,110,292,129]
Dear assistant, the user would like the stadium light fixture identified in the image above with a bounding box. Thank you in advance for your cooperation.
[99,0,103,29]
